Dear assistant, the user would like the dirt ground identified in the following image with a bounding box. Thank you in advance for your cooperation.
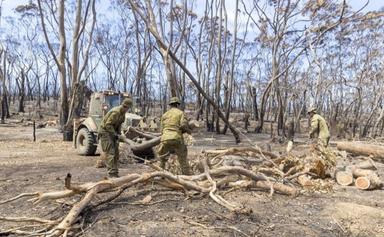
[1,122,384,237]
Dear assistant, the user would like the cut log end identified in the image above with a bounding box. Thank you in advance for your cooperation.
[355,177,370,190]
[336,171,353,186]
[355,174,382,190]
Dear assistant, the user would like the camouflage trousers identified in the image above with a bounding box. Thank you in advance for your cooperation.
[319,136,330,148]
[99,132,119,176]
[157,139,192,175]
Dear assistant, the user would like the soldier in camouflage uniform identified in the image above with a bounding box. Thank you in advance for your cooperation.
[98,98,132,178]
[157,97,192,175]
[308,107,330,147]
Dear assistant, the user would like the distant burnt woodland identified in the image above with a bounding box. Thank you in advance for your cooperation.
[0,0,384,142]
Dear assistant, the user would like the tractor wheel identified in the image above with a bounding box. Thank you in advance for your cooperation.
[76,128,97,156]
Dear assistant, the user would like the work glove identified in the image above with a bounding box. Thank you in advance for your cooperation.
[183,133,195,146]
[118,134,128,143]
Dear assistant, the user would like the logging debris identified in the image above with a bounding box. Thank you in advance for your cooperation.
[2,142,383,236]
[336,142,384,190]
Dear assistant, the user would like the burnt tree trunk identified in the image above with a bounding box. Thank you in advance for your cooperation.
[17,69,26,113]
[255,83,272,133]
[251,86,259,120]
[0,50,8,123]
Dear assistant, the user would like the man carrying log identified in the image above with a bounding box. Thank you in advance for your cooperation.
[308,107,330,147]
[98,98,132,178]
[157,97,193,175]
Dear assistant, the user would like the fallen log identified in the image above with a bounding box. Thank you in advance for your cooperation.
[120,136,160,160]
[349,167,375,178]
[355,173,382,190]
[337,142,384,160]
[335,171,353,186]
[125,120,197,140]
[125,126,160,140]
[128,137,161,152]
[124,121,196,155]
[352,159,377,170]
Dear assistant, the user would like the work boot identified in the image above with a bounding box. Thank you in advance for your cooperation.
[108,173,119,178]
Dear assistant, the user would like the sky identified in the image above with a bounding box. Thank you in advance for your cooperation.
[1,0,383,34]
[1,0,383,20]
[1,0,383,42]
[0,0,383,94]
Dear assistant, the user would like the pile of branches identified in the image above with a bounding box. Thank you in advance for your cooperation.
[0,145,336,236]
[198,145,337,191]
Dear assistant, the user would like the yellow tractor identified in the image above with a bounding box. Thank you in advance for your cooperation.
[73,91,159,159]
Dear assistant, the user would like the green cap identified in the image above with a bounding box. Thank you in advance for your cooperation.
[122,98,133,108]
[169,97,181,105]
[307,106,317,114]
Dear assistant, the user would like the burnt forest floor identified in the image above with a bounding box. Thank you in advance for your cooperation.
[0,122,384,237]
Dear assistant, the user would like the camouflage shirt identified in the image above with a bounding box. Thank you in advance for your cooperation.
[310,114,330,140]
[160,108,190,141]
[99,106,126,135]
